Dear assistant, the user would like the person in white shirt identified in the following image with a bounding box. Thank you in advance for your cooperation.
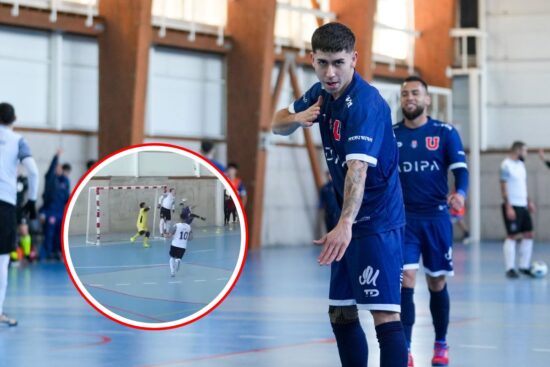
[157,187,175,236]
[500,141,536,278]
[0,103,39,326]
[166,212,193,277]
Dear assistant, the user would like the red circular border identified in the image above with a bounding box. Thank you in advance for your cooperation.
[61,143,249,330]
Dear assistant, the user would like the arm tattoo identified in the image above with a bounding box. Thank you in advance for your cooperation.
[340,160,368,223]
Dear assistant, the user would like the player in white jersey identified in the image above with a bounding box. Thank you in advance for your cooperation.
[0,103,39,327]
[166,212,193,277]
[500,141,536,278]
[158,187,176,236]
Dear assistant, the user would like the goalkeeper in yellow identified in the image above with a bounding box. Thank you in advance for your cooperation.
[130,202,151,248]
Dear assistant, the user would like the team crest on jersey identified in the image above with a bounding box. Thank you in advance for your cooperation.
[411,140,418,149]
[332,119,342,141]
[426,136,440,150]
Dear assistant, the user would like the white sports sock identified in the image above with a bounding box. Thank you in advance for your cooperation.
[175,259,181,272]
[503,238,516,270]
[160,218,165,235]
[0,254,10,315]
[169,257,175,273]
[518,238,534,269]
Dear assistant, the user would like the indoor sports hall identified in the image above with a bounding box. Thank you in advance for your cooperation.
[1,0,549,366]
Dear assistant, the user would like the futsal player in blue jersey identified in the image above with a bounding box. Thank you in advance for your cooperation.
[393,76,469,367]
[272,23,407,367]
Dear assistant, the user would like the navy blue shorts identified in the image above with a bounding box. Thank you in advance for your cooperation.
[329,228,404,312]
[403,215,453,277]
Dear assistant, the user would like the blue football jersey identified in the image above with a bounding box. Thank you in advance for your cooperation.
[393,118,467,217]
[290,72,405,236]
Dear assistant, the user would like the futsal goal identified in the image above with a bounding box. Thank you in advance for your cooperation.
[85,185,167,245]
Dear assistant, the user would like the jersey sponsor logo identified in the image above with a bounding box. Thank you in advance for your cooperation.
[399,160,441,172]
[345,95,353,108]
[348,135,373,143]
[332,119,342,141]
[397,141,403,148]
[426,136,440,150]
[324,147,346,167]
[411,140,418,149]
[359,266,380,297]
[359,266,379,286]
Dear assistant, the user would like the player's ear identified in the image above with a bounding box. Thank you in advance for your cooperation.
[351,50,358,68]
[425,93,432,107]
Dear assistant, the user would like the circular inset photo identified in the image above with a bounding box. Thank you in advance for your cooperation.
[62,143,247,330]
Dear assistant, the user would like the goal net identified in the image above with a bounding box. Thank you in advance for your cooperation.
[86,185,167,245]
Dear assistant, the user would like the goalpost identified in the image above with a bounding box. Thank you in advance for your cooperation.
[86,185,167,245]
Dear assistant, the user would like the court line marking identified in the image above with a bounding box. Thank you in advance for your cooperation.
[75,264,167,270]
[88,283,104,287]
[458,344,498,349]
[115,283,130,286]
[85,283,207,305]
[216,278,228,281]
[168,281,182,284]
[533,348,550,353]
[143,282,157,285]
[69,230,241,248]
[193,279,207,282]
[103,303,166,323]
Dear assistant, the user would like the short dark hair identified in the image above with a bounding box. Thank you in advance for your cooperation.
[86,160,96,170]
[201,139,215,154]
[62,163,71,172]
[139,202,146,208]
[511,141,526,151]
[311,22,355,53]
[227,162,238,170]
[0,102,16,125]
[403,76,429,92]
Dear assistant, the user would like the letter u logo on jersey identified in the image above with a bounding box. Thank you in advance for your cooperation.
[426,136,440,150]
[333,119,341,141]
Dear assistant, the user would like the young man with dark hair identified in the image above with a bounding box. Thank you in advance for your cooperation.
[501,141,536,278]
[272,22,408,367]
[394,76,469,366]
[0,102,39,326]
[130,202,151,248]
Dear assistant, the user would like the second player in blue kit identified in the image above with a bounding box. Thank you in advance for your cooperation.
[273,23,408,367]
[394,76,469,367]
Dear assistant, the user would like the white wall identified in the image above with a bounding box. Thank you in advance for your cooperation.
[485,0,550,148]
[147,46,226,138]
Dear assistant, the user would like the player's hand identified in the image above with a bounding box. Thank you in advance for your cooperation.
[528,201,536,214]
[505,204,516,221]
[314,220,352,265]
[295,96,323,128]
[56,148,63,156]
[157,204,161,209]
[447,192,465,211]
[22,200,37,220]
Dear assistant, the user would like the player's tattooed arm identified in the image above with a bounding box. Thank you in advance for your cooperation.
[315,159,368,265]
[272,96,323,135]
[340,159,368,224]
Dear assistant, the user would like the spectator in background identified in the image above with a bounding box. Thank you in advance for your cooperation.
[40,149,71,261]
[200,139,225,173]
[538,149,550,169]
[319,171,340,233]
[225,163,246,225]
[86,159,96,171]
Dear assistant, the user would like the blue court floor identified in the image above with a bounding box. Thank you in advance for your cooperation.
[1,241,549,367]
[68,226,241,323]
